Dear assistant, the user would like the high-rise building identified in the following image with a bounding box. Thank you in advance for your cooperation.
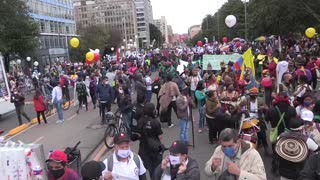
[25,0,76,64]
[188,25,201,39]
[167,25,173,45]
[73,0,139,48]
[135,0,153,48]
[154,16,168,44]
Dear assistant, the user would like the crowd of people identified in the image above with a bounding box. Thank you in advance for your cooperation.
[3,34,320,180]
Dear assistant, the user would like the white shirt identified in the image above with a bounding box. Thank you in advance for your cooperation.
[145,76,152,91]
[102,152,146,180]
[52,86,62,102]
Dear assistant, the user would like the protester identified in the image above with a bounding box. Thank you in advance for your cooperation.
[205,128,267,179]
[95,76,112,124]
[138,103,164,179]
[195,80,207,133]
[145,71,153,103]
[117,87,133,135]
[153,140,200,180]
[205,90,222,144]
[11,89,31,125]
[52,81,64,123]
[46,150,80,180]
[300,152,320,180]
[81,160,105,180]
[75,77,88,114]
[102,133,147,180]
[33,89,47,124]
[89,75,97,109]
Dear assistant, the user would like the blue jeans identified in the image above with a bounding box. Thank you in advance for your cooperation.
[198,106,205,129]
[55,100,64,120]
[146,90,152,103]
[179,119,189,144]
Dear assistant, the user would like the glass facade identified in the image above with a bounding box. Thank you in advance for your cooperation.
[25,0,76,64]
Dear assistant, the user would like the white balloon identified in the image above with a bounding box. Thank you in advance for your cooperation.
[95,49,100,53]
[34,61,39,66]
[17,59,21,64]
[26,57,31,61]
[111,47,114,51]
[225,15,237,28]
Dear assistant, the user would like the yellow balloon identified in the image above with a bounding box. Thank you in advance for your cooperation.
[305,27,316,38]
[70,37,80,48]
[86,52,94,61]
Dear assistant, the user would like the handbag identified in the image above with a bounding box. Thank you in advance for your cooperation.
[270,106,286,144]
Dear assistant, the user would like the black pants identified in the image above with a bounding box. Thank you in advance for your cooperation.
[90,93,96,107]
[100,102,111,123]
[164,101,177,126]
[139,151,162,179]
[36,111,47,124]
[78,95,88,111]
[206,117,224,142]
[62,86,70,101]
[16,105,31,125]
[312,74,317,89]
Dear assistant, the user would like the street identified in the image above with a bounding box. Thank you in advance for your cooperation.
[0,86,280,180]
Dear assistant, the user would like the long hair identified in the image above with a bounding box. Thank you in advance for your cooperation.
[33,89,41,100]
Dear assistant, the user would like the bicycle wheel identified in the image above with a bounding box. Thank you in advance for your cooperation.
[119,123,127,134]
[104,125,118,149]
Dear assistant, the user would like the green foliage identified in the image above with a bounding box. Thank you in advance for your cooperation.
[69,25,122,62]
[149,23,164,48]
[190,0,320,43]
[0,0,39,70]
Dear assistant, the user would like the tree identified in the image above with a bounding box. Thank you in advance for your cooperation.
[149,23,164,48]
[69,25,122,62]
[0,0,39,72]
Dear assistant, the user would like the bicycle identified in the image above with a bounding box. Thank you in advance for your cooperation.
[104,109,128,149]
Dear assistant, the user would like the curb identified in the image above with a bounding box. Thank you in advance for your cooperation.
[8,100,75,135]
[8,124,29,136]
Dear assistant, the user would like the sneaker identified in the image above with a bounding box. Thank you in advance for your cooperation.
[168,124,174,128]
[56,120,64,124]
[198,129,203,133]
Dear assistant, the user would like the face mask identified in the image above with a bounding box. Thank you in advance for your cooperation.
[169,155,181,166]
[304,102,313,107]
[117,149,131,158]
[13,92,18,94]
[49,168,65,179]
[223,146,235,158]
[119,89,123,94]
[250,95,257,99]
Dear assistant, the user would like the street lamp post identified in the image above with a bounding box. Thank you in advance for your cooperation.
[244,0,248,40]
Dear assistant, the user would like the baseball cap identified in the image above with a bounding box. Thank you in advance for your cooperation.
[46,150,68,163]
[301,110,314,122]
[114,133,130,144]
[81,161,106,180]
[169,140,188,155]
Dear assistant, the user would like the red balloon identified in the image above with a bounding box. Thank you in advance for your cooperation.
[93,53,100,61]
[236,41,241,47]
[86,59,92,64]
[222,37,228,43]
[197,41,203,47]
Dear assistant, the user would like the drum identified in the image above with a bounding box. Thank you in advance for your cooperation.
[239,133,258,148]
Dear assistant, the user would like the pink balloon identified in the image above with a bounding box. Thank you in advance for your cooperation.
[93,53,100,61]
[197,41,203,47]
[86,59,92,64]
[222,37,228,43]
[236,41,241,47]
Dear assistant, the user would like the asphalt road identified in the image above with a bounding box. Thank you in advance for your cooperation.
[5,79,320,179]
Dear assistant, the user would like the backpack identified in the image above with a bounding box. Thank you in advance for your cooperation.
[89,81,95,93]
[107,153,141,172]
[76,82,86,95]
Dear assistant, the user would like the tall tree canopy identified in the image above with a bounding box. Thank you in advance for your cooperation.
[149,23,164,48]
[0,0,39,71]
[190,0,320,44]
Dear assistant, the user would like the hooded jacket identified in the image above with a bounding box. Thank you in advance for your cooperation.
[153,157,200,180]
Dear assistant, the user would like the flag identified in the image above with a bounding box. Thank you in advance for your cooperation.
[234,57,243,70]
[240,47,255,80]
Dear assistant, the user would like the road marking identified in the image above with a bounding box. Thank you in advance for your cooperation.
[5,123,38,141]
[66,114,77,121]
[93,144,108,161]
[32,136,44,144]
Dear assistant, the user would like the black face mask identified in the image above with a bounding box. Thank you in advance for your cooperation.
[250,95,257,99]
[50,168,65,179]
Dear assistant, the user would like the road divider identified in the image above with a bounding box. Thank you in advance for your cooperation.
[8,124,29,136]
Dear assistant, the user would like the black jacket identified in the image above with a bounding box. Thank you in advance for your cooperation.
[153,157,200,180]
[118,94,133,113]
[11,94,25,107]
[301,152,320,180]
[95,83,112,102]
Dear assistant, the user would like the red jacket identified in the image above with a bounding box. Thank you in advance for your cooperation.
[33,96,46,112]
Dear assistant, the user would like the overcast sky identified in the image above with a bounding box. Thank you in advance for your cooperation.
[152,0,228,34]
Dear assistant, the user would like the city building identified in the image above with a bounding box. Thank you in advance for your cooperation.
[167,25,173,46]
[135,0,153,48]
[73,0,139,49]
[188,25,201,39]
[154,16,168,44]
[25,0,76,65]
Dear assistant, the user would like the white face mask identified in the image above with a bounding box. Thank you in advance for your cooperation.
[169,155,181,166]
[117,149,131,158]
[119,89,123,94]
